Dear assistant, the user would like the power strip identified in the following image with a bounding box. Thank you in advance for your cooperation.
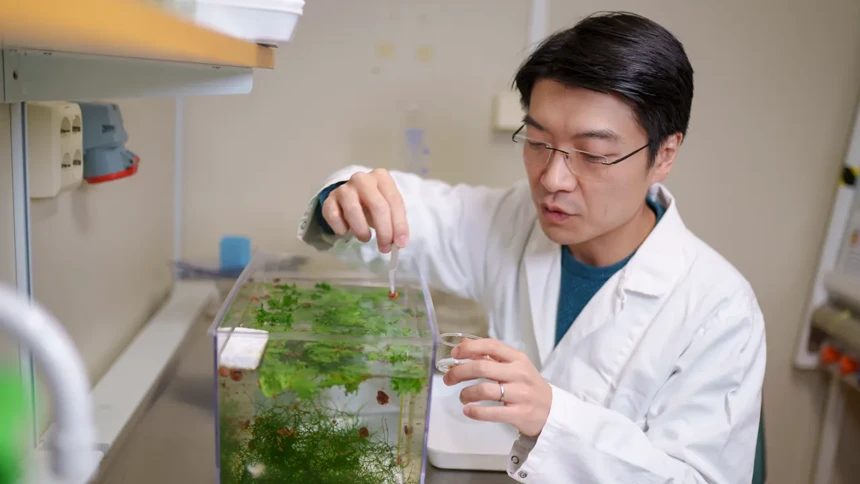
[26,102,84,199]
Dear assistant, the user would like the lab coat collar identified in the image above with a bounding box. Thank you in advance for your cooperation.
[523,183,687,365]
[618,184,687,297]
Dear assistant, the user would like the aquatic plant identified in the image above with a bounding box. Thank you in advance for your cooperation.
[245,281,429,399]
[219,278,431,484]
[221,401,407,484]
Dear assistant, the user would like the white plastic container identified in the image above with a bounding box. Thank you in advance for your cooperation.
[427,374,519,471]
[192,0,305,46]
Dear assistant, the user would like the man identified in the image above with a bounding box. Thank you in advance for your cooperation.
[298,11,766,484]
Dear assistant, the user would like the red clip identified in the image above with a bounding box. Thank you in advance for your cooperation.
[821,345,841,365]
[840,355,859,376]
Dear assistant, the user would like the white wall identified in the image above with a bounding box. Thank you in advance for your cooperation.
[27,98,176,430]
[182,0,530,259]
[178,0,860,482]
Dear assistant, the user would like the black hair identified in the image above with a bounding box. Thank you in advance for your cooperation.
[513,11,694,164]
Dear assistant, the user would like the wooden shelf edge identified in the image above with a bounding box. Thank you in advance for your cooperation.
[0,0,276,69]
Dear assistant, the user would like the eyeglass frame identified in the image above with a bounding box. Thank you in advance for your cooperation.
[512,123,649,168]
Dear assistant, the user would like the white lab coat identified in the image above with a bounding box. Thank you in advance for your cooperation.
[297,166,767,484]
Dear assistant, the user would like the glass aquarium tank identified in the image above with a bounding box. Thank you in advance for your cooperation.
[210,252,438,484]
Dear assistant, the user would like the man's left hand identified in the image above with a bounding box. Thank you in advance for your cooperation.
[442,338,552,439]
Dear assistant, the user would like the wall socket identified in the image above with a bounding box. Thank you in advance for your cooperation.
[27,101,84,199]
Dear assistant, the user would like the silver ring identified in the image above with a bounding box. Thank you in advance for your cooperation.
[498,382,505,402]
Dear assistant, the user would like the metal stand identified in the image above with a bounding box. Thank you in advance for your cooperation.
[797,91,860,484]
[8,101,38,448]
[813,375,845,484]
[795,97,860,371]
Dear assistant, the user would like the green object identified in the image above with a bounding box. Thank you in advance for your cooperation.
[247,282,428,400]
[0,370,26,484]
[215,270,435,484]
[221,400,405,484]
[752,408,767,484]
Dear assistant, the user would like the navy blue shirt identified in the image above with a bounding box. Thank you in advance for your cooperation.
[555,198,664,346]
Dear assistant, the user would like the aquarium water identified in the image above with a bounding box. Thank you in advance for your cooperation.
[210,252,438,484]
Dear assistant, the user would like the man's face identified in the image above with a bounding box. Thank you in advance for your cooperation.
[523,79,679,247]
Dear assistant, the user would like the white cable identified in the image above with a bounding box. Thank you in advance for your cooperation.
[0,284,97,483]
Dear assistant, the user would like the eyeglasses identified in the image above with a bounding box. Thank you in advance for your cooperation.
[512,124,648,179]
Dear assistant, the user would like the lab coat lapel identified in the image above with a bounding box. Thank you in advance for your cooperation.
[523,221,561,367]
[618,185,687,298]
[540,185,688,401]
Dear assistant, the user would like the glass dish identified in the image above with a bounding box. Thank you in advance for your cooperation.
[435,333,481,373]
[209,251,438,484]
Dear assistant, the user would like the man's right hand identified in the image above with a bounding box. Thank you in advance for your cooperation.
[320,169,409,254]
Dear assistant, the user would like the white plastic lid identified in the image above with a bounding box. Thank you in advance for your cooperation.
[196,0,304,14]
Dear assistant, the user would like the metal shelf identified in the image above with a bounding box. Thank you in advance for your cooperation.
[0,0,278,101]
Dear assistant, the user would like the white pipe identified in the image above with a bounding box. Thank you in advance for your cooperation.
[812,374,844,484]
[173,97,185,273]
[0,284,97,483]
[10,102,38,448]
[528,0,549,51]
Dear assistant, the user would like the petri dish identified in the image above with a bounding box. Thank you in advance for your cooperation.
[435,332,481,373]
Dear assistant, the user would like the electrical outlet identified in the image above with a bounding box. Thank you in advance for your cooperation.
[27,102,84,199]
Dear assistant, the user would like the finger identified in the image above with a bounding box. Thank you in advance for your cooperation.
[463,403,519,424]
[321,196,348,236]
[360,189,393,252]
[454,338,527,364]
[444,359,513,385]
[374,169,409,247]
[335,185,371,242]
[459,381,522,405]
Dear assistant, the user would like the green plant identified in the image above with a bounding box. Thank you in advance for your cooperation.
[219,279,431,484]
[0,370,25,484]
[221,401,407,484]
[244,282,429,400]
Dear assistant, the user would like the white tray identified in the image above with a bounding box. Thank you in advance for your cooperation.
[427,373,519,471]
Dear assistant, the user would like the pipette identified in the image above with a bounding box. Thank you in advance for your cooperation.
[388,246,399,300]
